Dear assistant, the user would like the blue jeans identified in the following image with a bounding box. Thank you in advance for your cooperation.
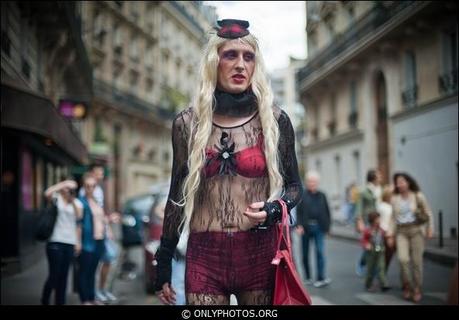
[347,203,356,224]
[301,222,326,281]
[41,242,75,305]
[78,240,105,303]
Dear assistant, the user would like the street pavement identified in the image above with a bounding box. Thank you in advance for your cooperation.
[1,233,455,305]
[291,231,454,305]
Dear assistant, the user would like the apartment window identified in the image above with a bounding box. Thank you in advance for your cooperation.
[347,6,355,22]
[21,57,31,79]
[113,24,123,58]
[324,13,336,39]
[328,93,337,136]
[147,149,156,161]
[349,81,358,128]
[146,22,154,34]
[341,0,356,25]
[353,150,361,186]
[440,28,458,94]
[310,106,319,141]
[130,1,139,20]
[315,159,322,178]
[130,71,138,94]
[1,30,10,57]
[145,78,154,95]
[145,46,154,71]
[113,68,122,90]
[129,36,139,63]
[308,30,318,56]
[163,151,169,162]
[94,116,107,143]
[402,50,417,108]
[93,11,106,47]
[1,2,10,57]
[334,155,342,198]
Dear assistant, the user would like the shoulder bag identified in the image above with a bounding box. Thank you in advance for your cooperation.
[272,199,312,305]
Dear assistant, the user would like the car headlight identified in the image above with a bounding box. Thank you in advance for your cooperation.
[145,240,161,255]
[122,215,136,227]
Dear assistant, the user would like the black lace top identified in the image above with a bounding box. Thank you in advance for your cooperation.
[163,105,302,240]
[155,105,303,291]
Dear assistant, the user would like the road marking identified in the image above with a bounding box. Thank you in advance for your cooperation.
[310,295,334,305]
[356,293,415,305]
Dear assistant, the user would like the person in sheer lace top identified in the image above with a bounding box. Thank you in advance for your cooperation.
[155,19,303,305]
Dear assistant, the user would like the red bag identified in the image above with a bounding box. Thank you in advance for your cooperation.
[272,200,312,305]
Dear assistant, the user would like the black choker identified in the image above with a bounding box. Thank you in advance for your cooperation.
[213,89,258,117]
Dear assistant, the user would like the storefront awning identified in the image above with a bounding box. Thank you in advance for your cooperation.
[1,82,88,164]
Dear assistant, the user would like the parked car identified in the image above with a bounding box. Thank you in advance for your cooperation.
[144,191,167,293]
[121,193,155,248]
[118,194,155,280]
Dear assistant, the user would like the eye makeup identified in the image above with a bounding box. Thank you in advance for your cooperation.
[221,50,255,62]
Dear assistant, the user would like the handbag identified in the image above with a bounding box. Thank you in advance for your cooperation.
[35,198,58,241]
[414,192,429,224]
[272,199,312,305]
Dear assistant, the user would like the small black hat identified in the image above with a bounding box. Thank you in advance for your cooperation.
[216,19,250,39]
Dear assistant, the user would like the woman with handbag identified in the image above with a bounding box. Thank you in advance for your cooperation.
[155,19,304,305]
[386,172,434,303]
[40,179,83,305]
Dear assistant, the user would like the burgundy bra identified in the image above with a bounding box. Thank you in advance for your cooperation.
[204,133,267,178]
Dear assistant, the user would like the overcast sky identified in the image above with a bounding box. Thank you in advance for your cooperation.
[204,1,307,73]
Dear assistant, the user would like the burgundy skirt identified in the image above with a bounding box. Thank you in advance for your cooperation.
[185,227,278,296]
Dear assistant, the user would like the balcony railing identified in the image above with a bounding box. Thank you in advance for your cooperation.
[297,1,417,88]
[94,79,175,120]
[348,111,358,128]
[327,120,336,136]
[401,85,418,108]
[439,69,458,94]
[169,1,205,36]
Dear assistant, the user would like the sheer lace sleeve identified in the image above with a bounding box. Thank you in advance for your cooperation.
[277,110,303,211]
[162,108,191,240]
[260,109,303,227]
[155,108,192,291]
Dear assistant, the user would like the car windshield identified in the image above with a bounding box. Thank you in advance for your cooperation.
[125,195,154,214]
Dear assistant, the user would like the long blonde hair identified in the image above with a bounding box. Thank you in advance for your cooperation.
[177,33,283,233]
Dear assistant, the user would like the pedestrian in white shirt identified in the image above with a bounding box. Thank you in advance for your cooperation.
[41,179,82,305]
[377,186,395,272]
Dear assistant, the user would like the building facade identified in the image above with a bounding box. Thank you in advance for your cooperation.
[1,1,92,274]
[298,1,458,236]
[80,1,216,210]
[270,57,308,176]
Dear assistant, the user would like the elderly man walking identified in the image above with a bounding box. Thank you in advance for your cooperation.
[295,171,332,288]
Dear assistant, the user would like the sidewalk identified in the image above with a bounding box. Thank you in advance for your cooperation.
[1,255,81,305]
[330,221,458,267]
